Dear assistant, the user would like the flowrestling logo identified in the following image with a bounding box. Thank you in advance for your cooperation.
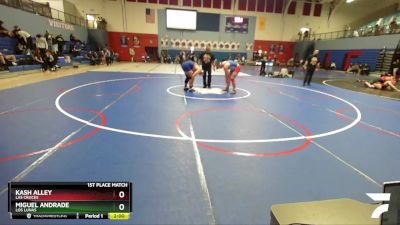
[366,193,391,218]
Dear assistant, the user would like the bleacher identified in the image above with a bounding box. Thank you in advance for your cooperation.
[0,36,91,74]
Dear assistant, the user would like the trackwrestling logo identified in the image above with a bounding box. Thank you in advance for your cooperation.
[367,193,391,218]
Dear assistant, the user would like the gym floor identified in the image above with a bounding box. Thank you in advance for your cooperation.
[0,63,399,224]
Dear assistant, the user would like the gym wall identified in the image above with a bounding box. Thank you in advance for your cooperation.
[295,34,400,71]
[0,4,88,42]
[157,10,256,60]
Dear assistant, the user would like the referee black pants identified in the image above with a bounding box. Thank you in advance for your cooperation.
[203,65,212,87]
[303,69,315,85]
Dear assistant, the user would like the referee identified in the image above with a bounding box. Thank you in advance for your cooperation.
[199,45,215,88]
[303,49,320,86]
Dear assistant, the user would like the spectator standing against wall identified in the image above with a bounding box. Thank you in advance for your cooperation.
[129,47,135,62]
[104,47,112,66]
[69,34,82,53]
[55,34,64,55]
[44,30,52,50]
[36,34,48,57]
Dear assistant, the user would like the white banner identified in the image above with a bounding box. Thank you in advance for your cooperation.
[48,19,74,31]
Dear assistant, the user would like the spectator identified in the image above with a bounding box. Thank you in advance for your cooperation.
[70,44,81,57]
[374,24,381,36]
[44,30,52,50]
[13,27,33,54]
[0,20,11,37]
[104,47,112,66]
[257,47,262,60]
[259,56,267,76]
[69,34,82,53]
[390,58,400,77]
[14,42,25,55]
[0,52,17,70]
[85,51,96,65]
[36,34,48,57]
[54,34,65,55]
[129,47,135,62]
[32,48,45,70]
[389,18,398,34]
[69,34,82,45]
[236,54,242,63]
[110,48,115,65]
[346,63,361,75]
[97,48,105,64]
[330,62,336,70]
[189,53,195,62]
[298,31,302,40]
[174,55,180,64]
[97,17,107,29]
[303,30,309,40]
[160,50,167,63]
[178,51,185,64]
[360,64,370,75]
[44,50,56,71]
[287,58,294,67]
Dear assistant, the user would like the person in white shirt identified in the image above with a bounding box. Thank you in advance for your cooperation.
[13,28,32,54]
[330,62,336,70]
[129,47,135,62]
[35,34,48,56]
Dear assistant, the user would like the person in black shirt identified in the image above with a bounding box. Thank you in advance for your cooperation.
[260,56,267,76]
[199,45,215,88]
[0,20,11,37]
[303,50,320,86]
[54,34,65,56]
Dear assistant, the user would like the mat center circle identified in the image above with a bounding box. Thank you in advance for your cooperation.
[166,85,251,101]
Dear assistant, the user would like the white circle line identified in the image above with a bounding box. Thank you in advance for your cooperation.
[166,85,251,101]
[55,77,191,141]
[55,77,362,143]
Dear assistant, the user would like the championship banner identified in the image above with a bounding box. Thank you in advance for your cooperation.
[279,44,284,55]
[270,43,275,53]
[258,16,266,31]
[120,36,128,48]
[133,36,140,48]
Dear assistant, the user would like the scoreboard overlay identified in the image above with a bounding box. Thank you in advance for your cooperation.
[8,182,132,220]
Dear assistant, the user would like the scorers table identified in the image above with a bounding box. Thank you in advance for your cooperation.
[270,198,380,225]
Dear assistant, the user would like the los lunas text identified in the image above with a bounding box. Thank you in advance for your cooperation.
[15,202,69,213]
